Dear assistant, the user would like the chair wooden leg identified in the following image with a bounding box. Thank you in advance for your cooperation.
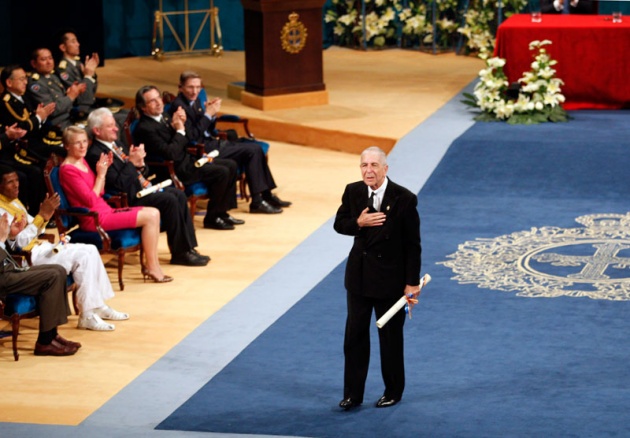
[189,195,197,217]
[10,314,19,361]
[118,252,125,291]
[239,173,249,202]
[71,285,79,315]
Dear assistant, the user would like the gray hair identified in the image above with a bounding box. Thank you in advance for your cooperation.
[361,146,387,165]
[86,107,114,136]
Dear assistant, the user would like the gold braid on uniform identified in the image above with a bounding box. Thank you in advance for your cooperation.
[2,96,34,130]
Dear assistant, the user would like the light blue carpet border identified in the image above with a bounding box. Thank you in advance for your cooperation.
[1,81,477,438]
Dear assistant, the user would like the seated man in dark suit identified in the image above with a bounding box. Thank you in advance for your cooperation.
[540,0,598,13]
[170,71,291,214]
[133,85,241,230]
[85,107,209,266]
[0,212,80,356]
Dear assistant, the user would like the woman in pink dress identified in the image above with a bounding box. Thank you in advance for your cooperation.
[60,126,172,283]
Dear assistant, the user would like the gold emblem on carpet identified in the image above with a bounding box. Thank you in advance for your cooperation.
[440,213,630,301]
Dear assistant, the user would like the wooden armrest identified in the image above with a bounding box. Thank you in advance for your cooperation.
[217,114,255,139]
[145,160,185,191]
[38,233,55,243]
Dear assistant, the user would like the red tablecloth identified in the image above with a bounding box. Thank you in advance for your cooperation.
[494,14,630,109]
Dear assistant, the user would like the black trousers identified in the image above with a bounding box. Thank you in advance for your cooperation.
[204,140,276,196]
[0,258,69,333]
[343,291,406,403]
[132,186,197,256]
[191,157,237,224]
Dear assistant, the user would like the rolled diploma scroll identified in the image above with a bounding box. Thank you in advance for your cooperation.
[136,179,173,198]
[51,224,79,254]
[375,273,431,329]
[52,236,71,254]
[195,149,220,168]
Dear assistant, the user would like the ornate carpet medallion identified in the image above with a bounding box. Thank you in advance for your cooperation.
[440,213,630,301]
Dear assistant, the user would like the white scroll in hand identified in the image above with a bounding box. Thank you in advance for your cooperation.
[375,274,431,329]
[136,179,173,198]
[51,224,79,254]
[195,149,220,168]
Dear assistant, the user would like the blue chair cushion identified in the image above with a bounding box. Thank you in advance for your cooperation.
[3,294,37,316]
[185,182,208,197]
[73,228,141,251]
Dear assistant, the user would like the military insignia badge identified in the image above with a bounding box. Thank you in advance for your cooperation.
[30,84,40,92]
[440,213,630,301]
[281,12,307,55]
[61,72,70,81]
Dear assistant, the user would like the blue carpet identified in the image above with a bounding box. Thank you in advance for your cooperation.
[158,111,630,437]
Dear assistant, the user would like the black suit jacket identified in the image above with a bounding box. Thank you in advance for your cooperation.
[334,178,421,299]
[86,139,150,201]
[169,93,215,144]
[133,112,199,185]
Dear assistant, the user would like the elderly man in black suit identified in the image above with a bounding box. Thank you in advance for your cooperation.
[168,71,291,214]
[334,146,421,410]
[85,107,209,266]
[132,85,241,231]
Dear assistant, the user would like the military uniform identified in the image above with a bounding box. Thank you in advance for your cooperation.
[0,122,47,216]
[56,57,97,113]
[25,71,77,129]
[56,57,128,141]
[0,90,64,164]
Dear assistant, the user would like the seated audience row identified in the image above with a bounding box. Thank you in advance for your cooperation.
[0,33,294,358]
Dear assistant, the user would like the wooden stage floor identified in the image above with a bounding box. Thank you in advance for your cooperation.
[0,48,482,425]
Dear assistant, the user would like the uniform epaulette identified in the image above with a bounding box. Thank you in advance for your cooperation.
[30,72,40,81]
[43,130,62,146]
[3,94,10,102]
[58,59,67,70]
[74,56,81,61]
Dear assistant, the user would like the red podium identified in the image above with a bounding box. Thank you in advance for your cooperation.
[239,0,328,110]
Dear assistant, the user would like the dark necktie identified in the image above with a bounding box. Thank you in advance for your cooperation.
[110,143,152,189]
[0,246,28,272]
[368,192,376,213]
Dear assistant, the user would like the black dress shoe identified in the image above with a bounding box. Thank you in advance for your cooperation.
[170,251,209,266]
[339,397,361,410]
[191,249,211,262]
[223,214,245,225]
[34,340,78,356]
[250,200,282,214]
[264,194,292,208]
[204,216,235,230]
[375,395,400,408]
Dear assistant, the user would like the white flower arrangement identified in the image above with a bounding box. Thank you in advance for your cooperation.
[325,0,457,49]
[457,0,528,58]
[463,40,569,124]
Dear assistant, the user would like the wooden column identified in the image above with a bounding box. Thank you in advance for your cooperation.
[239,0,328,110]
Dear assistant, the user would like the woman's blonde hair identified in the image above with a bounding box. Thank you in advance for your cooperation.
[62,125,87,146]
